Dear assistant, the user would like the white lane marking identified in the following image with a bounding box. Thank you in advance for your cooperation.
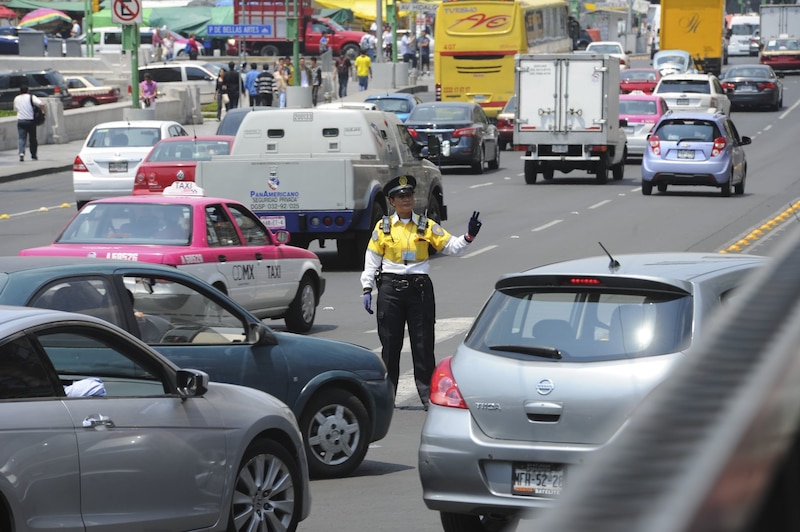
[470,182,493,189]
[462,244,497,258]
[589,200,612,209]
[532,219,563,232]
[764,124,772,132]
[779,99,800,120]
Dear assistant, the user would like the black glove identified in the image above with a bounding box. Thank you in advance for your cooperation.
[467,211,482,239]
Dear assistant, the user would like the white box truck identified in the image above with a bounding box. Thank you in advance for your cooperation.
[513,53,627,184]
[760,4,800,41]
[194,108,447,267]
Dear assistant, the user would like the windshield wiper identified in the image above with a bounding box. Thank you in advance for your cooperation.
[488,344,562,359]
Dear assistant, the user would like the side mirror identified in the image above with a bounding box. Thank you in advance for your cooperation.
[619,118,628,127]
[272,229,291,244]
[176,369,209,398]
[741,136,752,146]
[427,135,441,158]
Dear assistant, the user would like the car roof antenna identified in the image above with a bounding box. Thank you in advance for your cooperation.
[598,241,620,272]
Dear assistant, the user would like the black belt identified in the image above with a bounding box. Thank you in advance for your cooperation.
[381,273,429,291]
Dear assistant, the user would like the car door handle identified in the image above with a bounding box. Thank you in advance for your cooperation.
[82,414,116,429]
[524,401,563,423]
[255,253,263,260]
[218,254,227,262]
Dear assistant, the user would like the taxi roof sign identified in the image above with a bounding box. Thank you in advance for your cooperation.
[164,182,204,196]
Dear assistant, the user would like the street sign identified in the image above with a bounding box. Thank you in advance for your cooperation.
[398,3,439,12]
[207,24,274,37]
[112,0,142,24]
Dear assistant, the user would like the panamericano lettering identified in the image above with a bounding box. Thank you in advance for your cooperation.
[250,191,300,197]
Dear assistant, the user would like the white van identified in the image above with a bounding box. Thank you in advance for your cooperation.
[80,27,200,58]
[727,14,760,56]
[137,61,217,104]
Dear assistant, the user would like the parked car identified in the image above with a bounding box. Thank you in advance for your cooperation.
[72,120,189,209]
[66,75,120,107]
[719,64,783,111]
[652,49,693,77]
[20,189,325,332]
[81,26,202,58]
[364,93,423,122]
[418,251,767,532]
[133,135,234,195]
[405,101,500,174]
[641,110,751,196]
[0,68,74,110]
[216,106,275,136]
[138,61,218,104]
[585,41,630,69]
[619,93,669,158]
[0,304,310,531]
[0,255,393,478]
[495,95,516,151]
[619,67,660,94]
[653,72,731,116]
[759,36,800,72]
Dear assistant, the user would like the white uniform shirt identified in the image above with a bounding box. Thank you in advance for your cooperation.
[13,93,42,121]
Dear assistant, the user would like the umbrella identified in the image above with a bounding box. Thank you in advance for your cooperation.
[19,7,71,31]
[0,5,17,19]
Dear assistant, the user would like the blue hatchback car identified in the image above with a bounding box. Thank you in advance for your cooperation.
[364,93,422,122]
[641,110,751,197]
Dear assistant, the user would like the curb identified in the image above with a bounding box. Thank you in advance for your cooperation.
[0,164,74,184]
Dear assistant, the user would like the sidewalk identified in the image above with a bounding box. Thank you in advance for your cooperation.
[0,76,431,184]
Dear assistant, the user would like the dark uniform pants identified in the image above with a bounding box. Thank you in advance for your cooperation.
[377,274,435,407]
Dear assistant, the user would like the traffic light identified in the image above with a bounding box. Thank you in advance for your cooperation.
[92,0,100,12]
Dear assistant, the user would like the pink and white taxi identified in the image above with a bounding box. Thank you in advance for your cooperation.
[19,183,325,333]
[619,92,670,159]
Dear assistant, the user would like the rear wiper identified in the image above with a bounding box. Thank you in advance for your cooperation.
[488,344,562,359]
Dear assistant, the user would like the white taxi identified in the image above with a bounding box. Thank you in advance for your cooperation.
[19,183,325,333]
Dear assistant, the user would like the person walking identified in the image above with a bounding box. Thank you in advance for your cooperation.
[354,48,372,92]
[275,63,288,107]
[214,69,226,120]
[223,61,243,110]
[334,53,352,98]
[244,62,260,107]
[310,56,323,106]
[360,175,483,409]
[163,32,174,61]
[298,57,312,88]
[152,27,163,62]
[14,83,45,162]
[186,32,200,60]
[139,72,158,110]
[417,30,431,74]
[256,63,275,107]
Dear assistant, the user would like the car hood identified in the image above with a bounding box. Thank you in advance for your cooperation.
[451,346,681,444]
[273,331,386,379]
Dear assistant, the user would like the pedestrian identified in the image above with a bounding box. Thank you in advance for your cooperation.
[382,25,393,60]
[281,56,294,86]
[360,31,377,61]
[256,63,275,107]
[186,32,200,60]
[214,69,226,120]
[310,56,323,106]
[14,83,45,162]
[417,30,431,74]
[163,32,174,61]
[139,72,158,110]
[298,57,312,88]
[70,19,80,37]
[275,64,288,107]
[319,31,329,54]
[360,175,482,409]
[354,48,372,91]
[152,27,163,62]
[244,62,259,106]
[334,53,352,98]
[223,61,242,110]
[400,31,417,68]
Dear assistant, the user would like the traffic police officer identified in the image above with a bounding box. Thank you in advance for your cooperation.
[360,175,482,409]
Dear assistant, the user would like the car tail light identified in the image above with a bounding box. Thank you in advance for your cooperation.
[73,155,88,172]
[709,97,718,109]
[407,128,418,139]
[721,82,735,90]
[649,135,661,155]
[452,127,478,138]
[619,58,627,67]
[757,82,775,90]
[134,173,145,185]
[496,118,511,129]
[711,136,726,157]
[430,357,467,409]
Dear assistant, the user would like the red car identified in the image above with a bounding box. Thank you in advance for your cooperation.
[66,75,121,107]
[495,95,516,151]
[619,68,661,94]
[133,135,234,195]
[759,37,800,71]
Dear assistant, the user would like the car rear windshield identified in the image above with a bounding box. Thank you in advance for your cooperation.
[87,127,162,148]
[464,285,693,362]
[371,99,412,113]
[656,80,711,94]
[620,100,658,115]
[149,140,232,162]
[654,119,720,142]
[621,70,657,81]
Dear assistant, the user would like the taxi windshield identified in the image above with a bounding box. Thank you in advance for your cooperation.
[56,203,192,245]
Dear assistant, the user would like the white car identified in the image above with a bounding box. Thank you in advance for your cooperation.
[653,73,731,116]
[73,120,188,209]
[585,41,630,69]
[138,62,218,105]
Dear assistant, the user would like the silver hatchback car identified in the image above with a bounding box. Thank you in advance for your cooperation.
[418,251,766,532]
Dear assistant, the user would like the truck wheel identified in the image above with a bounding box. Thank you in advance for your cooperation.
[595,163,608,184]
[612,159,625,180]
[341,44,360,60]
[488,143,500,170]
[284,275,317,333]
[524,160,537,184]
[471,145,485,174]
[259,44,280,57]
[542,167,554,180]
[642,182,653,195]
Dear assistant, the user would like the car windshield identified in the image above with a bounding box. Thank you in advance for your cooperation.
[56,203,192,245]
[657,80,711,94]
[654,119,719,142]
[409,106,470,122]
[620,100,658,115]
[370,98,412,113]
[655,55,688,67]
[730,23,758,36]
[621,70,657,81]
[149,140,231,162]
[87,127,162,148]
[588,44,622,54]
[464,286,692,362]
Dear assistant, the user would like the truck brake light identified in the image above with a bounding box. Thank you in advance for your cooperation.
[649,135,661,156]
[711,137,726,157]
[73,155,88,172]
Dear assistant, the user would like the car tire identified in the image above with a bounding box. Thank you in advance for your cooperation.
[642,181,653,195]
[657,183,668,193]
[440,511,519,532]
[471,145,485,174]
[772,97,781,111]
[734,171,746,195]
[342,43,360,60]
[259,44,281,57]
[524,160,538,184]
[612,154,625,180]
[80,98,98,107]
[285,275,317,333]
[300,388,370,479]
[721,178,732,197]
[488,143,500,170]
[228,439,302,532]
[499,140,508,151]
[542,166,554,180]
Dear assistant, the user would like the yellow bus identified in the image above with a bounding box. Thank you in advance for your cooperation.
[434,0,572,118]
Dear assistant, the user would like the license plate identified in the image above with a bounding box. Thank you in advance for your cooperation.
[553,145,568,153]
[260,216,286,229]
[676,98,689,105]
[108,161,128,173]
[473,94,487,103]
[678,150,695,159]
[739,85,756,92]
[512,462,565,497]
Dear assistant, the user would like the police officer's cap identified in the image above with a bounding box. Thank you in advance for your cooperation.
[385,175,416,198]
